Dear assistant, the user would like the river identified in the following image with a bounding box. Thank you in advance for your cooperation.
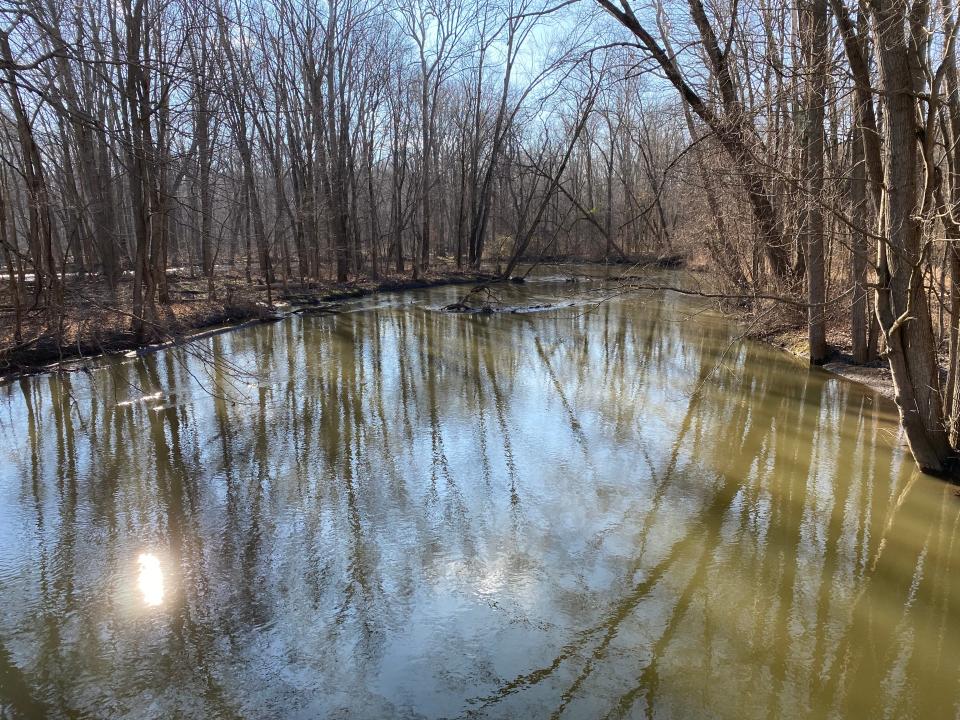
[1,271,958,719]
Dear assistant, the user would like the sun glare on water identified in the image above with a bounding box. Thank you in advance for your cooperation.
[137,553,165,607]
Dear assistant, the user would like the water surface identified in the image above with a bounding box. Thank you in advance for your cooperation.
[1,274,959,719]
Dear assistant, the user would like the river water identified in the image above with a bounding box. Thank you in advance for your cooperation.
[1,272,958,719]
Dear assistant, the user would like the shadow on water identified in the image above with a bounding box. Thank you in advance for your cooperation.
[0,276,958,719]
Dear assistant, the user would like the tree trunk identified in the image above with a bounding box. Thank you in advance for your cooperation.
[850,121,869,364]
[870,0,952,472]
[801,0,828,363]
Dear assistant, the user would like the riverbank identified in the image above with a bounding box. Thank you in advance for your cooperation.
[743,310,897,401]
[0,269,495,382]
[0,255,692,382]
[2,261,901,406]
[602,266,900,402]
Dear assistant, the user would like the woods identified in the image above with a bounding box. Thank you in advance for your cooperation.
[3,0,960,473]
[7,0,960,712]
[599,0,960,474]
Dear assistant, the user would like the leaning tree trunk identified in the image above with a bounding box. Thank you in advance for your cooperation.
[869,0,953,473]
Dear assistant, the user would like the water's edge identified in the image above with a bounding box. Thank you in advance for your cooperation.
[2,267,896,413]
[0,272,495,384]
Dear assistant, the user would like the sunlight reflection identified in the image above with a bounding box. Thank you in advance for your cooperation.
[137,553,164,607]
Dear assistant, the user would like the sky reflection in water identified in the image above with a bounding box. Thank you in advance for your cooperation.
[0,274,959,719]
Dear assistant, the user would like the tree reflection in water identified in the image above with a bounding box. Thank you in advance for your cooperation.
[0,276,958,719]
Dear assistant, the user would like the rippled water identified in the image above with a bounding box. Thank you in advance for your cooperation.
[1,272,959,719]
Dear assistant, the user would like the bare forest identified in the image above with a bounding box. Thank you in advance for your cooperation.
[2,0,960,473]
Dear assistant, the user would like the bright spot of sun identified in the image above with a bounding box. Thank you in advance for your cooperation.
[137,553,164,607]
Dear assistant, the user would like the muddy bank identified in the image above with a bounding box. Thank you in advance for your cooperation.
[2,259,671,381]
[0,271,494,382]
[749,323,896,402]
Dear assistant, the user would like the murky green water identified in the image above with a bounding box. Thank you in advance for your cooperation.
[1,273,959,719]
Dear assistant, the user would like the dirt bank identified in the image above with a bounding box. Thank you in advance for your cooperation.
[0,270,495,382]
[748,321,896,401]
